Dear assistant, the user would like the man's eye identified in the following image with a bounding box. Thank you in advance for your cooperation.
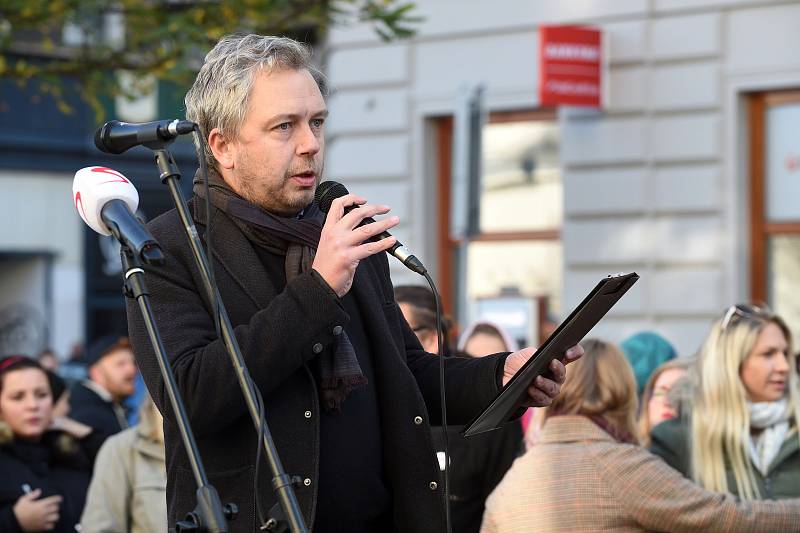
[311,118,325,128]
[277,122,291,131]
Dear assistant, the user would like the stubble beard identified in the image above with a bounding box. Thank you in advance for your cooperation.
[236,156,324,216]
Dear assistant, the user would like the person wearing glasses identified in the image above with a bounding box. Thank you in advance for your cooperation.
[394,286,523,533]
[650,304,800,499]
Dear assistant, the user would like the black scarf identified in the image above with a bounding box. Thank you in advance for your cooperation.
[193,169,367,412]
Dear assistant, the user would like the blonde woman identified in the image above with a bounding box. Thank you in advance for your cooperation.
[481,339,800,532]
[638,357,694,446]
[650,304,800,499]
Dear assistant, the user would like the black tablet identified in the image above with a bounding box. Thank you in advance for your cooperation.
[461,272,639,437]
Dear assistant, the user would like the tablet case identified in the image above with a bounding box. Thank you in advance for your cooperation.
[462,272,639,437]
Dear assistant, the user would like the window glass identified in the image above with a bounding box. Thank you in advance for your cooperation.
[766,103,800,222]
[480,120,561,232]
[466,239,562,316]
[767,235,800,345]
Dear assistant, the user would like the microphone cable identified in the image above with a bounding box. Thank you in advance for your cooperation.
[421,272,452,533]
[191,128,273,529]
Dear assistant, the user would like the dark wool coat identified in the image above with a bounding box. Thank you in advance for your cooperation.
[68,381,126,441]
[650,415,800,500]
[0,432,98,533]
[126,199,505,532]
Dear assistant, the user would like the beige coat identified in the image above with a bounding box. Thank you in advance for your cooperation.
[481,416,800,532]
[80,413,166,533]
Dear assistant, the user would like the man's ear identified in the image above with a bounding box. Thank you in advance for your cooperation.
[87,364,101,385]
[208,128,235,170]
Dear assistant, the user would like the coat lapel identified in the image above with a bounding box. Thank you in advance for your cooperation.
[197,200,272,311]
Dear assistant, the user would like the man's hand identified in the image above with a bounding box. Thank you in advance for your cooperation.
[503,344,584,407]
[312,193,400,297]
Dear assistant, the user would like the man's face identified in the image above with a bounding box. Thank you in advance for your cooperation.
[91,348,137,402]
[223,67,327,216]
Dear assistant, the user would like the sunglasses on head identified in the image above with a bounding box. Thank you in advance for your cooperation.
[720,303,771,331]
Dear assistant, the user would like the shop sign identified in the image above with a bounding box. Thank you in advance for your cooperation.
[539,25,603,108]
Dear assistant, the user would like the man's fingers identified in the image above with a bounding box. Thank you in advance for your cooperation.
[340,203,392,230]
[549,358,567,384]
[526,386,552,406]
[353,235,398,260]
[564,344,584,362]
[349,215,399,244]
[324,194,366,225]
[534,375,561,398]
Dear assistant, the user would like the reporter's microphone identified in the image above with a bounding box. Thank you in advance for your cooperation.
[315,180,427,275]
[94,119,196,154]
[72,166,164,265]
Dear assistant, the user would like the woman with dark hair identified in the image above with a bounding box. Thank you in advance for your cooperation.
[0,356,101,532]
[481,339,800,532]
[394,285,454,355]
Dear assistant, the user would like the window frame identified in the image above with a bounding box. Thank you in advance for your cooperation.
[435,108,561,316]
[749,90,800,302]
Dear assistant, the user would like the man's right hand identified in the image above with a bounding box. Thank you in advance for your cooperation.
[312,193,400,297]
[13,489,62,531]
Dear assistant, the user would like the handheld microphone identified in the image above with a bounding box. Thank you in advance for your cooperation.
[94,119,196,154]
[73,166,164,265]
[315,181,427,275]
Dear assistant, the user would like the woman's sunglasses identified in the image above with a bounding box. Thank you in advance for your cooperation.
[720,303,771,331]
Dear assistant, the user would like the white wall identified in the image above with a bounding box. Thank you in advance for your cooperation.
[0,171,84,357]
[324,0,800,356]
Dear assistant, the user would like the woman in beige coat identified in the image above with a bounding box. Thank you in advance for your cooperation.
[80,395,166,533]
[481,339,800,533]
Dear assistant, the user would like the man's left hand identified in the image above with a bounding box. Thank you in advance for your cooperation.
[502,344,584,407]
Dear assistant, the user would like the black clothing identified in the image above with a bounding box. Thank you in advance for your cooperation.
[0,432,99,533]
[314,291,392,532]
[126,198,506,532]
[254,241,391,531]
[69,381,127,441]
[430,423,523,533]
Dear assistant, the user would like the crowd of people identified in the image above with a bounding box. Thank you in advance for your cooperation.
[1,296,799,531]
[397,287,800,531]
[0,337,165,532]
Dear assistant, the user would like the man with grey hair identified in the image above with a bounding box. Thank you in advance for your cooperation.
[127,33,581,532]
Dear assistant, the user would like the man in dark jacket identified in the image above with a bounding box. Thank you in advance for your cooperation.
[126,34,581,533]
[69,336,136,442]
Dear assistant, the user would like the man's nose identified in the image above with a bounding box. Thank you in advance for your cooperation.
[297,124,321,156]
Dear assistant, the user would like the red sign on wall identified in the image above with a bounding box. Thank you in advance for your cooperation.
[539,25,603,108]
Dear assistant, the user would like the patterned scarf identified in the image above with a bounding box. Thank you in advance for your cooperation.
[193,168,367,412]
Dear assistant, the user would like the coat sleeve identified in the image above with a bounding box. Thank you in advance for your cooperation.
[368,253,506,426]
[126,213,350,436]
[648,416,691,477]
[600,442,800,532]
[0,505,23,533]
[79,432,133,533]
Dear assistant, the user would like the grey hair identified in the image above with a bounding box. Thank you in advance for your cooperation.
[185,34,328,169]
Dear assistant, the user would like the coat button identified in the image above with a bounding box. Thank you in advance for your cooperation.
[304,478,312,487]
[429,481,438,491]
[304,410,312,419]
[312,343,323,354]
[414,416,423,425]
[332,325,343,335]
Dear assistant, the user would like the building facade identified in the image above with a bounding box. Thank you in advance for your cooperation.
[324,0,800,355]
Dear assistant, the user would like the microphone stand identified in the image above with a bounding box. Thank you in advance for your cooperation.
[150,147,307,533]
[120,245,234,532]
